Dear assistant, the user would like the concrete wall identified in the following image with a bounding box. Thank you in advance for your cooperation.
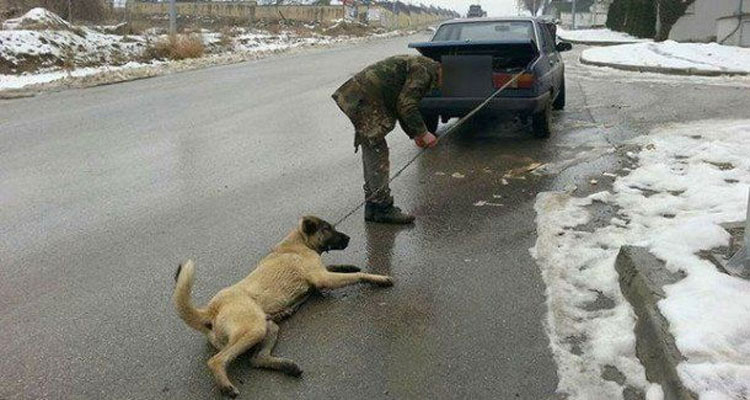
[717,14,750,47]
[669,0,749,43]
[127,1,448,29]
[559,11,608,28]
[373,7,446,30]
[127,1,257,24]
[254,5,342,23]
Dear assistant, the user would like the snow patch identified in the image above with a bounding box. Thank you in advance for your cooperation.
[582,41,750,74]
[0,62,151,90]
[532,120,750,398]
[557,28,650,44]
[2,7,73,31]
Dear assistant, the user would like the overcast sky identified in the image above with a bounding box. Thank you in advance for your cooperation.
[421,0,519,17]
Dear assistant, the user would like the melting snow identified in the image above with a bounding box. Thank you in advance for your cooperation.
[531,120,750,399]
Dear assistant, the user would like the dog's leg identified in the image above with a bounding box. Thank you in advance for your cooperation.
[250,320,303,377]
[326,264,361,273]
[269,292,311,322]
[207,312,267,398]
[310,271,393,290]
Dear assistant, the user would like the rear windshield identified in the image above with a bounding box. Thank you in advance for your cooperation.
[432,21,534,42]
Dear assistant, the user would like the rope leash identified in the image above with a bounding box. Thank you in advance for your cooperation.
[333,70,527,227]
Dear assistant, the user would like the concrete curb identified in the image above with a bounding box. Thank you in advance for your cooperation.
[580,55,750,77]
[615,246,697,400]
[559,38,645,46]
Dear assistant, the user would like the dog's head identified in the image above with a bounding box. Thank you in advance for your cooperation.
[299,216,350,253]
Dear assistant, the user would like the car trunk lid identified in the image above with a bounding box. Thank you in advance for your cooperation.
[409,40,539,97]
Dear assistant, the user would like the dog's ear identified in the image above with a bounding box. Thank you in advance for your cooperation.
[301,216,320,236]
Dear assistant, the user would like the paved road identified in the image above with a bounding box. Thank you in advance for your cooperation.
[2,34,750,399]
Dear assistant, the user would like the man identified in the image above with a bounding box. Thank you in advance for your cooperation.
[332,55,440,225]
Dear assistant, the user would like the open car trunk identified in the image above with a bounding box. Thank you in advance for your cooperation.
[409,40,539,97]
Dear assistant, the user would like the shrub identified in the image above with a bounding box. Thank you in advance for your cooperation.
[606,0,695,40]
[144,34,205,61]
[218,27,236,50]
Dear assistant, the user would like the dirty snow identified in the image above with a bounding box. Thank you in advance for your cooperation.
[0,28,147,73]
[0,8,147,75]
[532,120,750,399]
[2,7,72,30]
[557,27,649,44]
[582,41,750,74]
[0,62,151,90]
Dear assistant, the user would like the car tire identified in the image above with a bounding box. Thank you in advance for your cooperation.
[553,79,566,110]
[532,102,552,139]
[424,114,439,134]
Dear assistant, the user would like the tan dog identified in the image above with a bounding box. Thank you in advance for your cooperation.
[173,216,393,397]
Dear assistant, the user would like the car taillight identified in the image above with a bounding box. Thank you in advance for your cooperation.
[492,73,535,89]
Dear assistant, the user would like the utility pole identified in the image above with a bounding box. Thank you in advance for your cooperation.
[169,0,176,35]
[571,0,577,29]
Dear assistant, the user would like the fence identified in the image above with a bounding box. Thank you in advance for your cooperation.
[125,1,450,29]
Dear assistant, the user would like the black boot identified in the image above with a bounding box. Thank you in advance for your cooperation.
[365,200,415,225]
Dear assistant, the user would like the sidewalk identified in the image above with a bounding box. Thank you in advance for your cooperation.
[580,41,750,76]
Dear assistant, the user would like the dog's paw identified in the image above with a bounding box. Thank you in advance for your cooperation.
[220,385,239,398]
[282,362,303,378]
[375,276,394,287]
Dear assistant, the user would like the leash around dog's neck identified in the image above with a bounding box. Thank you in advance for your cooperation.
[332,70,527,227]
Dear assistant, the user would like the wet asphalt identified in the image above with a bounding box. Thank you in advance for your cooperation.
[2,34,750,400]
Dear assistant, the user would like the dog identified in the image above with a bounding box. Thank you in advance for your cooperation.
[173,216,393,397]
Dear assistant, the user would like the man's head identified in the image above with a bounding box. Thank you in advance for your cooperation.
[299,216,350,253]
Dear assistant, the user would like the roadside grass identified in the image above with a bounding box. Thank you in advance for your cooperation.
[217,26,238,50]
[144,33,205,61]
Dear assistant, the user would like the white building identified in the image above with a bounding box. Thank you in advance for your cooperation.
[669,0,750,46]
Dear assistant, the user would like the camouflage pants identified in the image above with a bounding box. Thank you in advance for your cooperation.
[333,77,395,205]
[361,136,391,205]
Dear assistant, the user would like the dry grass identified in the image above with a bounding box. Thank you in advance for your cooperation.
[144,34,205,61]
[61,47,75,75]
[322,21,378,37]
[217,27,238,49]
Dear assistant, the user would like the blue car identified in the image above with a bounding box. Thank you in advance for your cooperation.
[410,17,572,138]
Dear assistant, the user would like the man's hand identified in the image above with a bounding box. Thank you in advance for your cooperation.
[415,132,438,148]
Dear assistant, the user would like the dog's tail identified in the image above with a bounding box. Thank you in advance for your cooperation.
[173,260,212,334]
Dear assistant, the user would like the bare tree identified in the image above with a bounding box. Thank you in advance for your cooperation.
[516,0,543,16]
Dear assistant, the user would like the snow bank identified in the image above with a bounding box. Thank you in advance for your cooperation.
[582,41,750,75]
[0,8,147,74]
[532,120,750,398]
[0,28,147,74]
[2,7,73,31]
[557,28,649,44]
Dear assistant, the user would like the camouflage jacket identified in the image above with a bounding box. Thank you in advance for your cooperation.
[332,55,440,147]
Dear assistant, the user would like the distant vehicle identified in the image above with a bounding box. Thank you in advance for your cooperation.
[409,17,572,138]
[466,5,487,18]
